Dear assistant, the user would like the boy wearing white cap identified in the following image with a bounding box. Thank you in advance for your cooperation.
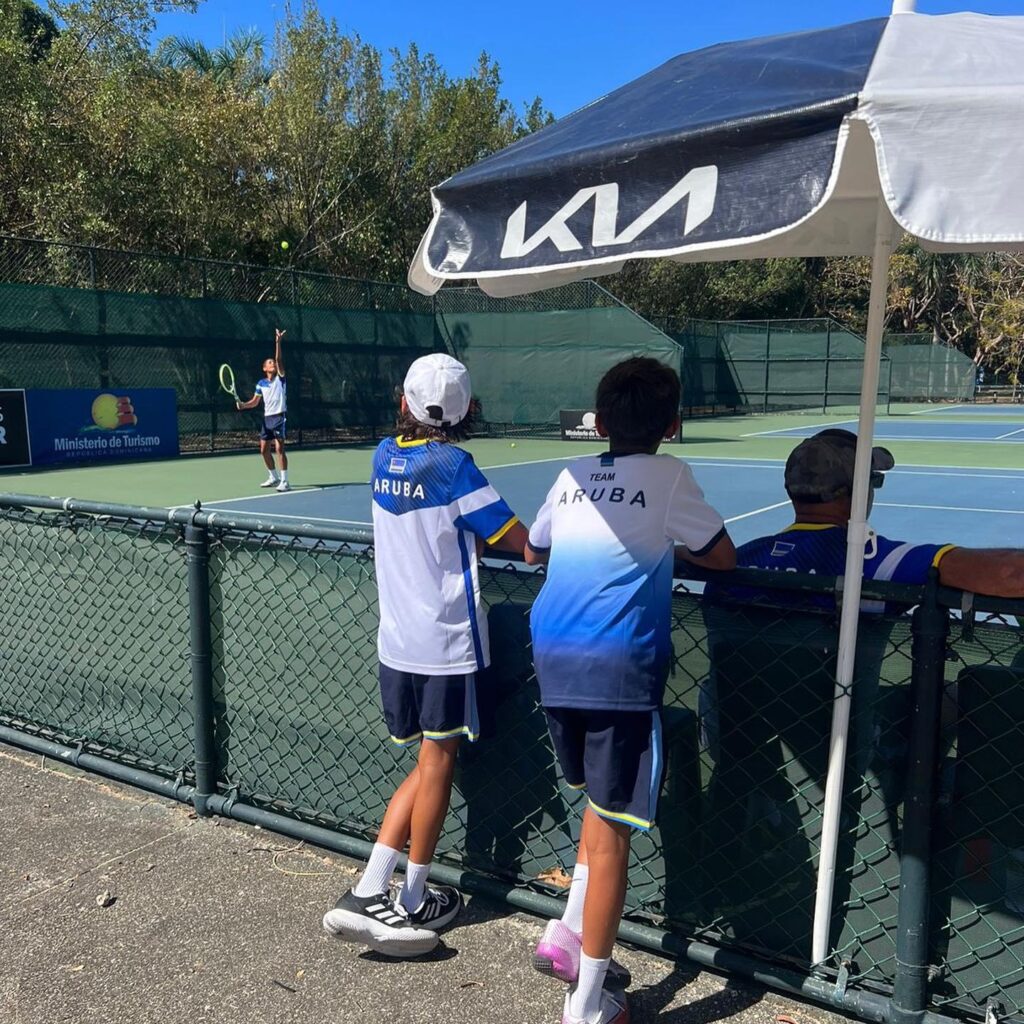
[323,353,528,957]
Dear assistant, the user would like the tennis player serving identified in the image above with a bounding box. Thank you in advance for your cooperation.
[236,328,289,491]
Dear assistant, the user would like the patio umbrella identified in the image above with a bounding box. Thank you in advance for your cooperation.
[408,2,1024,966]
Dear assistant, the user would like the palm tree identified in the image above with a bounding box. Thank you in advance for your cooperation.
[155,28,267,90]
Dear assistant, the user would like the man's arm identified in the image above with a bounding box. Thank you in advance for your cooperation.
[275,328,286,377]
[523,540,550,566]
[938,548,1024,597]
[675,532,737,572]
[236,391,262,411]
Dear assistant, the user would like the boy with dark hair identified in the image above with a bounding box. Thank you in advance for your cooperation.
[525,357,736,1023]
[323,353,529,957]
[235,328,289,491]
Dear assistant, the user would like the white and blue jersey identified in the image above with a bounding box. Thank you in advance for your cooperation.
[255,375,286,416]
[528,452,726,712]
[718,523,955,611]
[371,437,518,675]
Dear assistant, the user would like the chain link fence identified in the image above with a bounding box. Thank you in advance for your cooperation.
[1,494,1021,1023]
[654,317,893,417]
[0,235,680,448]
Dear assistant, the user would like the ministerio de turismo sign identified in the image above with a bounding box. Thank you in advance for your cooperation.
[0,388,178,468]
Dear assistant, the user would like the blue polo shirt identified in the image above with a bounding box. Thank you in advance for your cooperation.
[712,523,955,611]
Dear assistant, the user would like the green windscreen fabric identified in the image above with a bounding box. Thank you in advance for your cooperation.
[0,281,440,449]
[883,336,977,401]
[658,318,890,414]
[436,289,681,427]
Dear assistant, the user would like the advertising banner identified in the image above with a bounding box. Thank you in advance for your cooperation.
[0,389,32,468]
[25,388,179,467]
[559,409,601,441]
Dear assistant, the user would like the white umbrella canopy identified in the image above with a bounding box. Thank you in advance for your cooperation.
[408,4,1024,966]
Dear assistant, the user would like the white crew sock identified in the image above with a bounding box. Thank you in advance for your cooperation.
[265,469,279,480]
[570,953,611,1021]
[399,860,431,912]
[352,842,399,897]
[562,862,589,934]
[280,469,288,482]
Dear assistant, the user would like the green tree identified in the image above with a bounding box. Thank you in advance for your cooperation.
[155,28,267,90]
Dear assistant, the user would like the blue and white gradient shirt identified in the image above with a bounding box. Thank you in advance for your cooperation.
[371,437,518,675]
[528,453,726,711]
[255,376,286,416]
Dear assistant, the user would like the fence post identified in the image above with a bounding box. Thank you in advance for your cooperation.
[763,322,771,413]
[185,515,218,817]
[890,570,949,1024]
[823,321,831,415]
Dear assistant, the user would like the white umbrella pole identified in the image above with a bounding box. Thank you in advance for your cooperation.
[810,198,899,966]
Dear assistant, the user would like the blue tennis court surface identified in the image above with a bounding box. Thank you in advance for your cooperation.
[747,417,1024,443]
[194,454,1024,551]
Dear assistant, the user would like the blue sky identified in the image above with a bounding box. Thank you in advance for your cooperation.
[154,0,1024,118]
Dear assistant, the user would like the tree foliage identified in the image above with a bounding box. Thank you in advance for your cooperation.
[3,0,1023,376]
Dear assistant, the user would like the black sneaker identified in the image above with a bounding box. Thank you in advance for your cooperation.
[399,884,464,931]
[322,889,439,957]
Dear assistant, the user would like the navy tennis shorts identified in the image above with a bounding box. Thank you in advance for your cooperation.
[259,414,286,441]
[545,707,664,831]
[379,664,481,746]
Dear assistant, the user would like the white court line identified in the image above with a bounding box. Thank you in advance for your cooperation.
[995,426,1024,440]
[206,509,371,526]
[746,431,1023,444]
[889,468,1024,481]
[479,452,598,471]
[741,419,857,438]
[683,452,1024,472]
[906,404,968,415]
[724,500,791,524]
[876,501,1024,515]
[167,485,328,512]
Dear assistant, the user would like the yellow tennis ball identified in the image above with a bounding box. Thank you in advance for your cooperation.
[91,393,120,430]
[280,240,289,250]
[510,442,517,448]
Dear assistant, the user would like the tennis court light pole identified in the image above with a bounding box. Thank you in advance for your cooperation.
[810,197,900,967]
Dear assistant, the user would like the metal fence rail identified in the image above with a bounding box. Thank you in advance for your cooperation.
[0,493,1022,1024]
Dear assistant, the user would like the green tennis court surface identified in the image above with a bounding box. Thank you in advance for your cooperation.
[3,410,1022,550]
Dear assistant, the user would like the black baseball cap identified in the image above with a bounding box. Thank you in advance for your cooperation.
[785,429,895,503]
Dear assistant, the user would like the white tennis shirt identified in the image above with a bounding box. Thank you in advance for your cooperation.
[528,452,725,711]
[371,437,519,675]
[255,376,286,416]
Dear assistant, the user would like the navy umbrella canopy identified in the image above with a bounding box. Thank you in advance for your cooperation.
[414,18,885,286]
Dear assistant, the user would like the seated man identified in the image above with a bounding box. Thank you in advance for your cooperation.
[730,427,1024,600]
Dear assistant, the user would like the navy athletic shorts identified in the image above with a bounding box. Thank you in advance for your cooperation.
[545,707,664,831]
[259,414,286,441]
[379,664,481,746]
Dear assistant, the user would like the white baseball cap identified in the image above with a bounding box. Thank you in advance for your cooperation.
[403,353,472,427]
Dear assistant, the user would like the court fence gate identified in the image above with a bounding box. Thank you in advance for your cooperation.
[1,493,1022,1024]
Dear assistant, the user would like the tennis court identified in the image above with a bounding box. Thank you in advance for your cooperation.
[177,451,1021,551]
[5,408,1020,551]
[747,408,1024,445]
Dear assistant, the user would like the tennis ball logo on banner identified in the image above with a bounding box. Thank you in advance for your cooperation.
[91,393,138,430]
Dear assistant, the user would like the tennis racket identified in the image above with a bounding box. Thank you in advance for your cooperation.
[218,363,241,403]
